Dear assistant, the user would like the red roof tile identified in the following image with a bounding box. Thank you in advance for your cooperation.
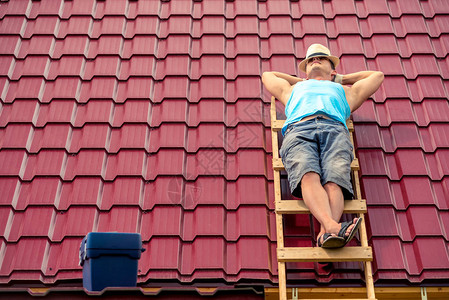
[18,36,55,58]
[0,0,28,17]
[0,36,20,55]
[190,55,225,79]
[261,35,294,57]
[0,16,23,35]
[181,238,221,275]
[432,34,449,57]
[260,16,293,38]
[0,207,11,238]
[189,77,226,102]
[64,150,105,180]
[45,238,83,279]
[159,16,192,38]
[182,207,225,241]
[73,103,109,126]
[69,124,109,153]
[47,56,84,80]
[140,206,182,240]
[155,55,190,79]
[186,124,224,151]
[104,150,146,180]
[29,0,63,18]
[23,150,65,180]
[97,206,140,233]
[7,207,54,241]
[113,100,152,126]
[42,78,80,102]
[140,238,181,273]
[87,36,123,58]
[125,16,159,38]
[323,0,357,17]
[372,238,406,272]
[61,0,95,18]
[57,16,92,38]
[100,178,142,210]
[0,238,48,278]
[0,124,32,150]
[122,36,158,58]
[146,149,184,180]
[225,16,257,37]
[259,0,291,18]
[227,55,261,79]
[327,16,360,38]
[53,36,89,58]
[119,56,155,80]
[430,15,449,36]
[24,16,59,38]
[30,124,69,152]
[226,35,258,58]
[109,124,148,152]
[83,56,120,79]
[16,178,60,210]
[0,56,13,76]
[380,76,409,100]
[404,238,449,273]
[364,35,399,58]
[35,100,74,126]
[356,123,449,153]
[0,178,19,207]
[58,178,102,210]
[117,78,153,103]
[262,55,297,76]
[92,17,126,38]
[0,150,26,177]
[152,77,189,102]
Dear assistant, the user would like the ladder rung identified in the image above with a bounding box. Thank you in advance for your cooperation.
[277,246,373,263]
[271,119,354,132]
[271,120,285,132]
[292,299,375,300]
[276,199,366,214]
[273,158,359,171]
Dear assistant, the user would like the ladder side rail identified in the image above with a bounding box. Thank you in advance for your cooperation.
[351,126,376,300]
[271,96,287,300]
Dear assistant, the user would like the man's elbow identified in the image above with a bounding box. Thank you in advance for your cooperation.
[375,71,385,83]
[261,71,272,84]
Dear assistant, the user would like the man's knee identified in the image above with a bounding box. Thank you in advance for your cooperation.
[301,172,320,185]
[324,181,342,193]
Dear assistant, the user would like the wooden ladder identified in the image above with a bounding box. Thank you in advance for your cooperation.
[270,97,376,300]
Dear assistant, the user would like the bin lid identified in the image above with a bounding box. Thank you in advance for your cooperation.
[79,232,145,265]
[84,232,143,250]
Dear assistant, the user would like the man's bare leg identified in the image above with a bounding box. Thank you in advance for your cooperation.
[301,172,341,235]
[317,182,351,242]
[326,182,359,233]
[301,172,357,244]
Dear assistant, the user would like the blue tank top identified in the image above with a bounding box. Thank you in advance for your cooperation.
[281,79,350,135]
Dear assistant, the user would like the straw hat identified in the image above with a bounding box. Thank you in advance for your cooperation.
[298,44,340,73]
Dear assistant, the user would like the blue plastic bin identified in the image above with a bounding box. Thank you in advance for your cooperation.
[79,232,145,291]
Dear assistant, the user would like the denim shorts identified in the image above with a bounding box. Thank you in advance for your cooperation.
[279,116,354,199]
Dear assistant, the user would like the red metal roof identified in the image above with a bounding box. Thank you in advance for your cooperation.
[0,0,448,288]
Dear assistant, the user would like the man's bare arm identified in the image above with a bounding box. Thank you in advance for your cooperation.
[262,72,303,105]
[271,72,304,85]
[342,71,384,112]
[341,71,380,86]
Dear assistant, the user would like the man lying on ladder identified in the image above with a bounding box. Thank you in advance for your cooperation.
[262,44,384,248]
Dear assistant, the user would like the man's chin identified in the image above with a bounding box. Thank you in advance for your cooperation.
[308,68,324,77]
